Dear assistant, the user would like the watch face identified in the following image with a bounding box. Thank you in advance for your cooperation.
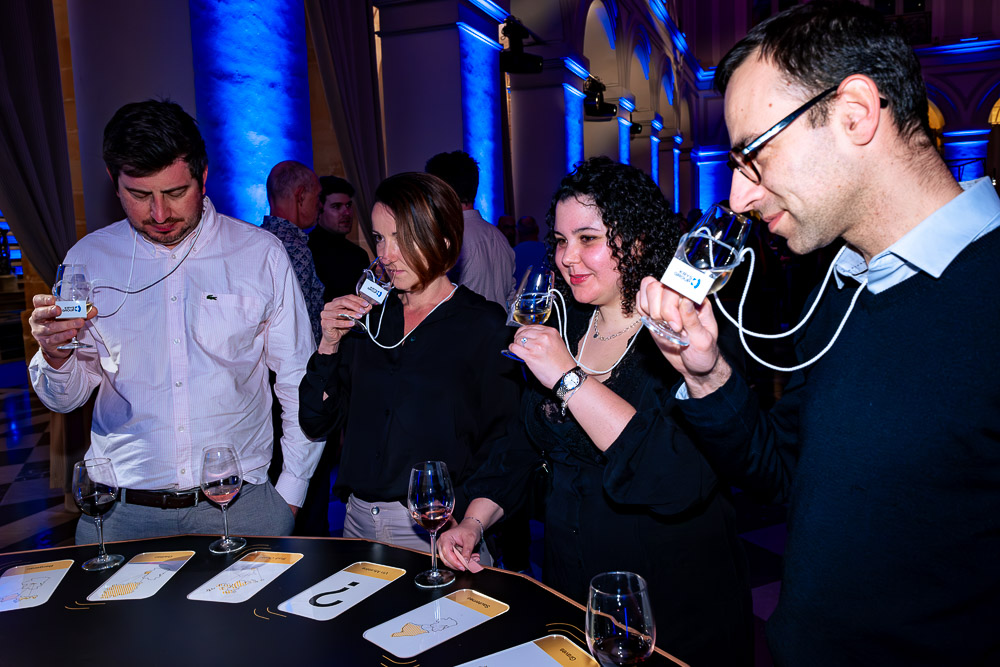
[565,373,581,390]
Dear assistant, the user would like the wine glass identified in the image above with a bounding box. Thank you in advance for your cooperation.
[502,265,556,362]
[200,446,247,554]
[407,461,456,588]
[53,263,95,350]
[641,204,753,346]
[72,458,125,571]
[586,571,656,666]
[335,257,393,332]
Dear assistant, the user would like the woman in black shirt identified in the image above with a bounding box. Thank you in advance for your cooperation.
[298,172,520,553]
[437,158,753,666]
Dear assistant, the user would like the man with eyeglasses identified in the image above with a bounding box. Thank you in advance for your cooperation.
[639,1,1000,664]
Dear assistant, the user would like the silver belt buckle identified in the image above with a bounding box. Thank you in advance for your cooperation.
[171,488,200,507]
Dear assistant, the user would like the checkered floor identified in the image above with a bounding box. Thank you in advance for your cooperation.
[0,359,786,664]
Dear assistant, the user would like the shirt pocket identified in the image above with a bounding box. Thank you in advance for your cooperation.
[190,292,266,359]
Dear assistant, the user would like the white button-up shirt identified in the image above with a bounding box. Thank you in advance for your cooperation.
[29,198,322,506]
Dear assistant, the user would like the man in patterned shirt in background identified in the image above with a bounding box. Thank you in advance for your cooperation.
[261,161,325,344]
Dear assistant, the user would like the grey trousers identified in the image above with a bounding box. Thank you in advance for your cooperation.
[75,482,295,544]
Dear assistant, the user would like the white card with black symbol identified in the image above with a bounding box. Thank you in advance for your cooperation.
[277,561,405,621]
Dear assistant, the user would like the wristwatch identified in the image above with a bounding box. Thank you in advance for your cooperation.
[553,366,587,415]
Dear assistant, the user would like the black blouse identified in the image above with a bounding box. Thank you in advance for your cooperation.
[465,302,753,667]
[298,285,521,515]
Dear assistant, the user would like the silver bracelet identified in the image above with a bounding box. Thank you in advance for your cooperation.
[466,516,485,544]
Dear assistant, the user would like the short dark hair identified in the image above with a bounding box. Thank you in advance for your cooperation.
[546,157,681,317]
[374,172,463,291]
[424,151,479,205]
[319,175,355,204]
[714,0,931,147]
[103,99,208,188]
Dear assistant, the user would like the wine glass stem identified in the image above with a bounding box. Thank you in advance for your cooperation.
[429,530,439,573]
[221,504,231,541]
[95,514,107,559]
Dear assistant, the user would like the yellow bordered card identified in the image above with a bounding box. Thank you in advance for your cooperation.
[0,560,74,612]
[454,634,599,666]
[87,551,194,601]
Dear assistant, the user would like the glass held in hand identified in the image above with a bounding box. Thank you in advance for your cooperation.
[335,257,393,332]
[200,446,246,554]
[72,458,125,571]
[407,460,456,589]
[586,571,656,667]
[53,263,95,350]
[503,265,556,362]
[641,204,753,346]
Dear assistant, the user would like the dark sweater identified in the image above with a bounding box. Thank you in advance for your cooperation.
[680,227,1000,665]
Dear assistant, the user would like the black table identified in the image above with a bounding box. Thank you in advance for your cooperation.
[0,535,685,666]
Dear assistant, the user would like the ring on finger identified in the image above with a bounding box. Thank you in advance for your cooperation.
[520,337,528,346]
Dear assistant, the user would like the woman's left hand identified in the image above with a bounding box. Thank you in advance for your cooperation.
[509,325,577,388]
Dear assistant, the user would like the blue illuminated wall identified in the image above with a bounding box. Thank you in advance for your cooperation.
[563,84,585,173]
[189,0,313,225]
[693,148,729,210]
[942,131,989,182]
[457,23,503,225]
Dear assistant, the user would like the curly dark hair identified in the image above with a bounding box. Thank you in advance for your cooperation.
[544,156,682,317]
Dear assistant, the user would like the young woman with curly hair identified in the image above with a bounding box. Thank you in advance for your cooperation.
[438,157,753,667]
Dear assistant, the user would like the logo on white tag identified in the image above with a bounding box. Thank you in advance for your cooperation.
[55,300,88,319]
[359,278,387,304]
[660,257,714,303]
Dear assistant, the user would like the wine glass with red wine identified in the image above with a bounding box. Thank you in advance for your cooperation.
[586,571,656,666]
[72,458,125,571]
[407,461,456,588]
[200,446,247,554]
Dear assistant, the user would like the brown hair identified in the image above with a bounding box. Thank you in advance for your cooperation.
[373,172,463,291]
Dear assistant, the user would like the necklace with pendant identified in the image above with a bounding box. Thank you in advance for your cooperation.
[593,311,641,341]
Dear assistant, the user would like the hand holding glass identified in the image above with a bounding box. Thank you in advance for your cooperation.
[586,571,656,666]
[53,263,95,350]
[503,265,556,361]
[72,458,125,571]
[200,446,246,554]
[641,204,753,346]
[407,461,456,588]
[336,257,393,332]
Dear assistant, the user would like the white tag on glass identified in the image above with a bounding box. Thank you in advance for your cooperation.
[358,277,388,304]
[660,257,714,303]
[55,300,88,319]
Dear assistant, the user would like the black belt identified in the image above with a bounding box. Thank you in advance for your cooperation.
[119,488,210,509]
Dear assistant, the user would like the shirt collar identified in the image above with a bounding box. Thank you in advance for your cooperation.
[834,177,1000,290]
[262,215,308,241]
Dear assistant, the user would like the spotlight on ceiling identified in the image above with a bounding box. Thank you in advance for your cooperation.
[584,77,617,121]
[500,17,543,74]
[629,113,642,135]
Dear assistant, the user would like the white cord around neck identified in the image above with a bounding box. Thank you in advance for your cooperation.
[551,290,642,376]
[713,245,868,372]
[364,282,459,350]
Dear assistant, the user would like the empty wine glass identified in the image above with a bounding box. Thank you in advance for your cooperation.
[502,265,556,362]
[641,204,753,346]
[586,571,656,666]
[53,263,95,350]
[407,461,456,588]
[200,446,247,554]
[72,458,125,571]
[336,257,393,332]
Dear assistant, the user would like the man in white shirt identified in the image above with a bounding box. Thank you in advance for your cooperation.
[28,100,321,543]
[425,151,515,307]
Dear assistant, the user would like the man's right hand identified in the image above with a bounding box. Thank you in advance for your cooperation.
[636,277,731,397]
[29,294,97,368]
[317,294,372,354]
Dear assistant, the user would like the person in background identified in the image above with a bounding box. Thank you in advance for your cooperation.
[261,160,325,344]
[638,1,1000,663]
[425,150,515,307]
[28,99,319,542]
[513,214,546,284]
[309,175,371,303]
[496,214,517,248]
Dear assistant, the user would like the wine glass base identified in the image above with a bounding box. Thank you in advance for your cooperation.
[640,316,690,347]
[414,568,456,589]
[209,535,247,554]
[82,553,125,571]
[57,340,95,350]
[500,349,524,363]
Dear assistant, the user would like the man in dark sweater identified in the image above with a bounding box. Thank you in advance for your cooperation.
[638,1,1000,664]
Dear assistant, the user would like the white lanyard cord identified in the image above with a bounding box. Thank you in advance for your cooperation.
[550,290,642,376]
[363,283,460,350]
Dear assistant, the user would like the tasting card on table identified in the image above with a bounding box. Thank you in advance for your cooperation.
[87,551,194,601]
[455,634,599,667]
[278,561,406,621]
[0,560,74,612]
[364,589,509,658]
[188,551,303,603]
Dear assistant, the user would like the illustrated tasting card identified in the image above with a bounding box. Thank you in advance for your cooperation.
[278,561,406,621]
[188,551,303,604]
[454,634,600,667]
[364,589,509,658]
[87,551,194,602]
[0,560,74,613]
